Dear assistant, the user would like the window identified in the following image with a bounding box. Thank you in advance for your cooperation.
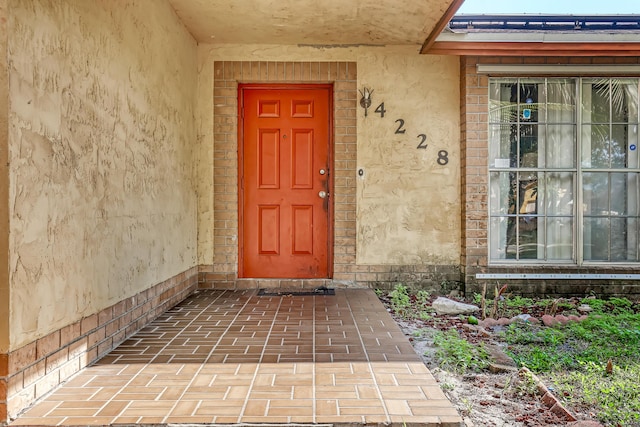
[489,78,640,264]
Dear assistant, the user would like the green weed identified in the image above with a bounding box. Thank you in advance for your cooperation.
[582,297,635,315]
[548,361,640,427]
[433,329,490,374]
[390,283,411,317]
[503,312,640,426]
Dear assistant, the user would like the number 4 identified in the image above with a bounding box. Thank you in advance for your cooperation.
[374,102,386,118]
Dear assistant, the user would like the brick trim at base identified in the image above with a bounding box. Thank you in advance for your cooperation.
[1,266,198,423]
[198,264,462,293]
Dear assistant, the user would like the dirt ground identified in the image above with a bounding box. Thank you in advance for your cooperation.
[385,304,601,427]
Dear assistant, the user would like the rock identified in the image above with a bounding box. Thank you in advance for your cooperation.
[489,363,517,373]
[479,318,498,328]
[496,317,512,326]
[485,344,517,367]
[431,297,479,315]
[448,289,461,298]
[567,421,605,427]
[577,304,593,313]
[513,313,532,322]
[541,314,560,327]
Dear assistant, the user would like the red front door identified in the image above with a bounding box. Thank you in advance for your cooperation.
[239,85,332,278]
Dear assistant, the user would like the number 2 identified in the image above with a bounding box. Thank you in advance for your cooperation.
[395,119,406,134]
[416,134,427,149]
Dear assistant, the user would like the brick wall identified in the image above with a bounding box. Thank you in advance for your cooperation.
[461,55,640,297]
[1,267,198,422]
[207,62,357,286]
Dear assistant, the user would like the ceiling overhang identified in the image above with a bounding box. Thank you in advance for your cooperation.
[168,0,458,47]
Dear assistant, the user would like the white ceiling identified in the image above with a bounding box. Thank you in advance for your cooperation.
[168,0,456,45]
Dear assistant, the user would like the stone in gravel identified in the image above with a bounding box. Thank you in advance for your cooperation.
[513,313,532,322]
[489,363,517,373]
[541,314,560,327]
[431,297,479,315]
[577,304,593,313]
[479,318,498,328]
[567,421,604,427]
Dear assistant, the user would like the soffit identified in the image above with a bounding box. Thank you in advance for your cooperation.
[168,0,456,45]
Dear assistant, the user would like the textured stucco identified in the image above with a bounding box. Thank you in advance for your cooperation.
[8,0,198,350]
[356,52,460,265]
[0,0,8,352]
[196,45,460,268]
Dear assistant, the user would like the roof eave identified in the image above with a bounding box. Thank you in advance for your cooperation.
[420,0,467,53]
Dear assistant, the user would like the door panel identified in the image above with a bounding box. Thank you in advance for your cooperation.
[240,86,331,278]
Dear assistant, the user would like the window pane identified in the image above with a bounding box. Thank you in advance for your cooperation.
[542,80,575,124]
[546,172,573,216]
[627,173,640,216]
[582,81,610,123]
[518,175,538,215]
[490,217,509,260]
[583,217,610,261]
[628,127,639,168]
[624,217,640,261]
[611,124,629,167]
[611,218,631,261]
[611,80,639,123]
[489,81,517,123]
[610,173,630,215]
[489,124,516,168]
[490,172,514,215]
[582,124,610,168]
[518,217,539,259]
[543,125,575,168]
[583,173,609,216]
[622,80,639,123]
[519,124,538,167]
[546,217,573,261]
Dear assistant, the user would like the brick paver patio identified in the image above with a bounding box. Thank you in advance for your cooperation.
[11,288,462,426]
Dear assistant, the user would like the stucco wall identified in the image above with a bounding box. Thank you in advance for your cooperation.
[7,0,198,350]
[0,0,8,353]
[196,45,460,270]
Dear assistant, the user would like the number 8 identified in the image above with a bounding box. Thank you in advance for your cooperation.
[437,150,449,165]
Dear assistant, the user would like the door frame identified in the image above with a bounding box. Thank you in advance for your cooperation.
[237,83,334,278]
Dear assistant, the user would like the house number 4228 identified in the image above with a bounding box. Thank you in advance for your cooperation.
[374,102,448,165]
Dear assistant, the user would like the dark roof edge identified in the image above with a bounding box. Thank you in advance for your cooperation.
[450,14,640,32]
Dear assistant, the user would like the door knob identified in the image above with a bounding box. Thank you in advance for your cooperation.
[319,169,326,175]
[318,191,328,199]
